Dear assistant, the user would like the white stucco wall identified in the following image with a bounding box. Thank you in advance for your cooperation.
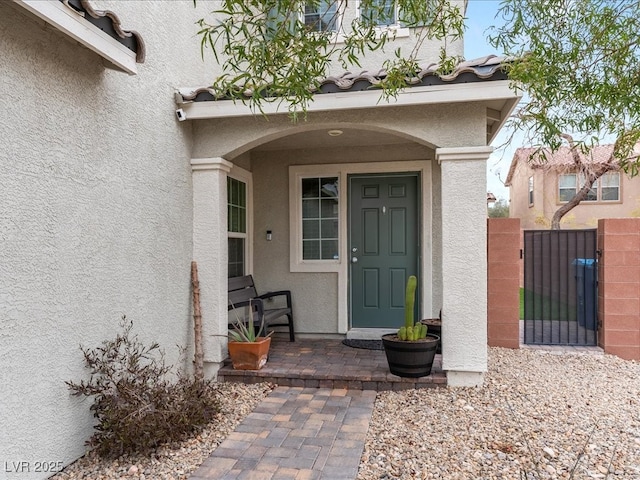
[0,1,211,477]
[193,103,488,159]
[191,158,233,372]
[191,103,487,336]
[430,158,444,317]
[437,147,493,386]
[327,0,466,74]
[251,145,436,334]
[188,0,465,78]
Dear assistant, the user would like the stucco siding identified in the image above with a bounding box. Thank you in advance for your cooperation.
[328,0,466,74]
[192,103,489,159]
[251,152,339,334]
[430,159,444,317]
[510,161,640,230]
[250,145,437,334]
[437,147,492,381]
[0,2,205,476]
[192,102,488,336]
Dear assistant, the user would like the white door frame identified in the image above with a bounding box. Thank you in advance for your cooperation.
[289,160,433,334]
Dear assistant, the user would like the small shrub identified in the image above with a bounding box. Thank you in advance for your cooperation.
[67,316,220,458]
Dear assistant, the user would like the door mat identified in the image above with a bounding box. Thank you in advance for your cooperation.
[342,339,384,350]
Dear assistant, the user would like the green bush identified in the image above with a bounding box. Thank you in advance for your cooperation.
[488,199,509,218]
[67,316,220,458]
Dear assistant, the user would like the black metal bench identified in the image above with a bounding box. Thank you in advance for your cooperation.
[228,275,295,342]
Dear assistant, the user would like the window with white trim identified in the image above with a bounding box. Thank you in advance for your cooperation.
[600,172,620,201]
[302,177,339,260]
[559,174,578,202]
[528,176,534,206]
[558,172,620,203]
[361,0,397,26]
[228,177,247,278]
[304,1,339,32]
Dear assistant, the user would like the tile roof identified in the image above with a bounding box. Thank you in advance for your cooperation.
[177,55,508,103]
[514,145,617,167]
[505,143,640,185]
[62,0,145,63]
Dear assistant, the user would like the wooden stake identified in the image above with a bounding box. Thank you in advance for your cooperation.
[191,261,204,383]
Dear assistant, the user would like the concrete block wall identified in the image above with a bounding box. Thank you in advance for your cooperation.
[597,218,640,360]
[487,218,521,349]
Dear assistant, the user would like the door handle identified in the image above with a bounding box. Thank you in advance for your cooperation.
[351,256,358,263]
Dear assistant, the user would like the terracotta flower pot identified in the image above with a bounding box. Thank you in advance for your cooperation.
[227,337,271,370]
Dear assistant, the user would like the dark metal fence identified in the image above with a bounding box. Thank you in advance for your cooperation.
[523,229,598,346]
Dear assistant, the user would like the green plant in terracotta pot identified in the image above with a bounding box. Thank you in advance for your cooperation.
[227,301,273,370]
[381,275,440,378]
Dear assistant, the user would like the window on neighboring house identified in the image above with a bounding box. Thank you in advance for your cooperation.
[302,177,339,260]
[558,172,620,203]
[600,172,620,201]
[228,177,247,278]
[528,176,534,206]
[558,174,578,202]
[361,0,397,26]
[305,1,338,32]
[585,178,598,201]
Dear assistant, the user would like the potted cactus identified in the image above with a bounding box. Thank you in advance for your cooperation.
[381,275,440,377]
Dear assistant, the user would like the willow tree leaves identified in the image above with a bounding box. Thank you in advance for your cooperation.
[490,0,640,173]
[195,0,464,117]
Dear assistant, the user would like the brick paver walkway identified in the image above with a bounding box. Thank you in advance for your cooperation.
[189,387,376,480]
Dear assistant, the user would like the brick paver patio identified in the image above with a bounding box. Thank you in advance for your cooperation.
[218,338,446,391]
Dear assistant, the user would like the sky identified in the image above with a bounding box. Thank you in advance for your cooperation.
[463,0,515,201]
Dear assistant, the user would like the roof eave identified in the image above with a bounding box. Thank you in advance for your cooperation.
[14,0,144,74]
[175,79,520,122]
[487,87,520,145]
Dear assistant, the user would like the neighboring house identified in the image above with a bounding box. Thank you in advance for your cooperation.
[0,0,519,476]
[506,145,640,229]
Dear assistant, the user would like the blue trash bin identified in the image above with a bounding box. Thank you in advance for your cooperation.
[572,258,597,330]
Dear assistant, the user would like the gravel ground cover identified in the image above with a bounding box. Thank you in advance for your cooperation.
[358,348,640,480]
[51,348,639,479]
[50,382,274,480]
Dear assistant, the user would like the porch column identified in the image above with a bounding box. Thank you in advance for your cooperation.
[436,146,493,387]
[192,157,233,378]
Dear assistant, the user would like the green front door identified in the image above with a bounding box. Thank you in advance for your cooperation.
[349,174,420,328]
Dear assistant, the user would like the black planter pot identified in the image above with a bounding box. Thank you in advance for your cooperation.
[420,319,442,354]
[381,334,440,378]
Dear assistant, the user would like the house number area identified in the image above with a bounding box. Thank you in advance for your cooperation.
[3,460,64,474]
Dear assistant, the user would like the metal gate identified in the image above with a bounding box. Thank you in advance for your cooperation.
[523,229,598,346]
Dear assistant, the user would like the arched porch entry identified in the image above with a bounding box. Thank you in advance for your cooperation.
[190,103,505,387]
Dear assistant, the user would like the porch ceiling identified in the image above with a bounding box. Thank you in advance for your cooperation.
[253,128,411,151]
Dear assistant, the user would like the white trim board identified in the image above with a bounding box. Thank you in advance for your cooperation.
[289,160,433,334]
[177,81,517,120]
[228,164,254,276]
[14,0,138,74]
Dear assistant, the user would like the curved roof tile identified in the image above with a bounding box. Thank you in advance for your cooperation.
[505,143,640,185]
[177,55,508,103]
[62,0,145,63]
